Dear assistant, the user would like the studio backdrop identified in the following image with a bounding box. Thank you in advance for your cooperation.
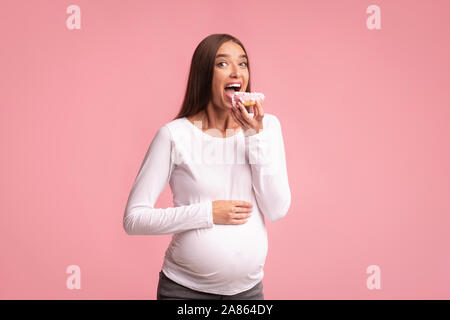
[1,0,449,299]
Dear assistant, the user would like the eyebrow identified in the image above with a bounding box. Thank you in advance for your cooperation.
[215,53,248,59]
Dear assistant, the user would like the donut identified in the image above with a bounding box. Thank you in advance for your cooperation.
[231,92,265,110]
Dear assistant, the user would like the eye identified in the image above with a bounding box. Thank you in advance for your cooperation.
[217,62,227,67]
[240,62,248,67]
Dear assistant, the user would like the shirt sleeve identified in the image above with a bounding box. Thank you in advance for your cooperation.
[123,125,214,235]
[245,115,291,222]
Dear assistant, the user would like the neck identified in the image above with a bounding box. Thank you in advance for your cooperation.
[200,102,240,133]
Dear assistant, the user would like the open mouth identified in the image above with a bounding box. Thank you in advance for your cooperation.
[224,83,241,101]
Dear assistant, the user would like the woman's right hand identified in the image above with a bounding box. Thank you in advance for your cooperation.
[212,200,253,225]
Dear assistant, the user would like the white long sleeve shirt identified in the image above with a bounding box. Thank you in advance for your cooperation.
[123,113,291,295]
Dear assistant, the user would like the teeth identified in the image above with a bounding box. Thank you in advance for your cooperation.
[225,83,241,89]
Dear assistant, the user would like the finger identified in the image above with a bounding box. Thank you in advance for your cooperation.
[233,212,252,219]
[233,200,253,207]
[253,101,259,118]
[255,100,264,120]
[230,106,246,128]
[229,107,240,125]
[229,105,238,120]
[233,207,253,214]
[231,218,249,224]
[235,102,251,128]
[237,101,252,120]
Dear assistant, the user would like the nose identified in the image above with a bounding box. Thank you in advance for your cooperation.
[230,62,241,77]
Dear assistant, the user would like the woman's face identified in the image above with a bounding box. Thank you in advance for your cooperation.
[211,41,249,110]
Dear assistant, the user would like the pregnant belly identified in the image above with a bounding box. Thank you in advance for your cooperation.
[167,221,268,281]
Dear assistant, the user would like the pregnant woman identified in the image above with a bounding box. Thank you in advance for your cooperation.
[123,33,291,300]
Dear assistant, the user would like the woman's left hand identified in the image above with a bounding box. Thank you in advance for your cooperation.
[229,99,264,137]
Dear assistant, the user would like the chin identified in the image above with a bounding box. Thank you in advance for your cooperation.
[225,101,234,110]
[219,97,231,108]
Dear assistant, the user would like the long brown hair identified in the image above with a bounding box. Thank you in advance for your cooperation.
[172,34,251,120]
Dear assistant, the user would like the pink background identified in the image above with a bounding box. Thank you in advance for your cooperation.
[1,0,449,299]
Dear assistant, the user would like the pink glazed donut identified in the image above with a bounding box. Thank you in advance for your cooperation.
[231,92,265,111]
